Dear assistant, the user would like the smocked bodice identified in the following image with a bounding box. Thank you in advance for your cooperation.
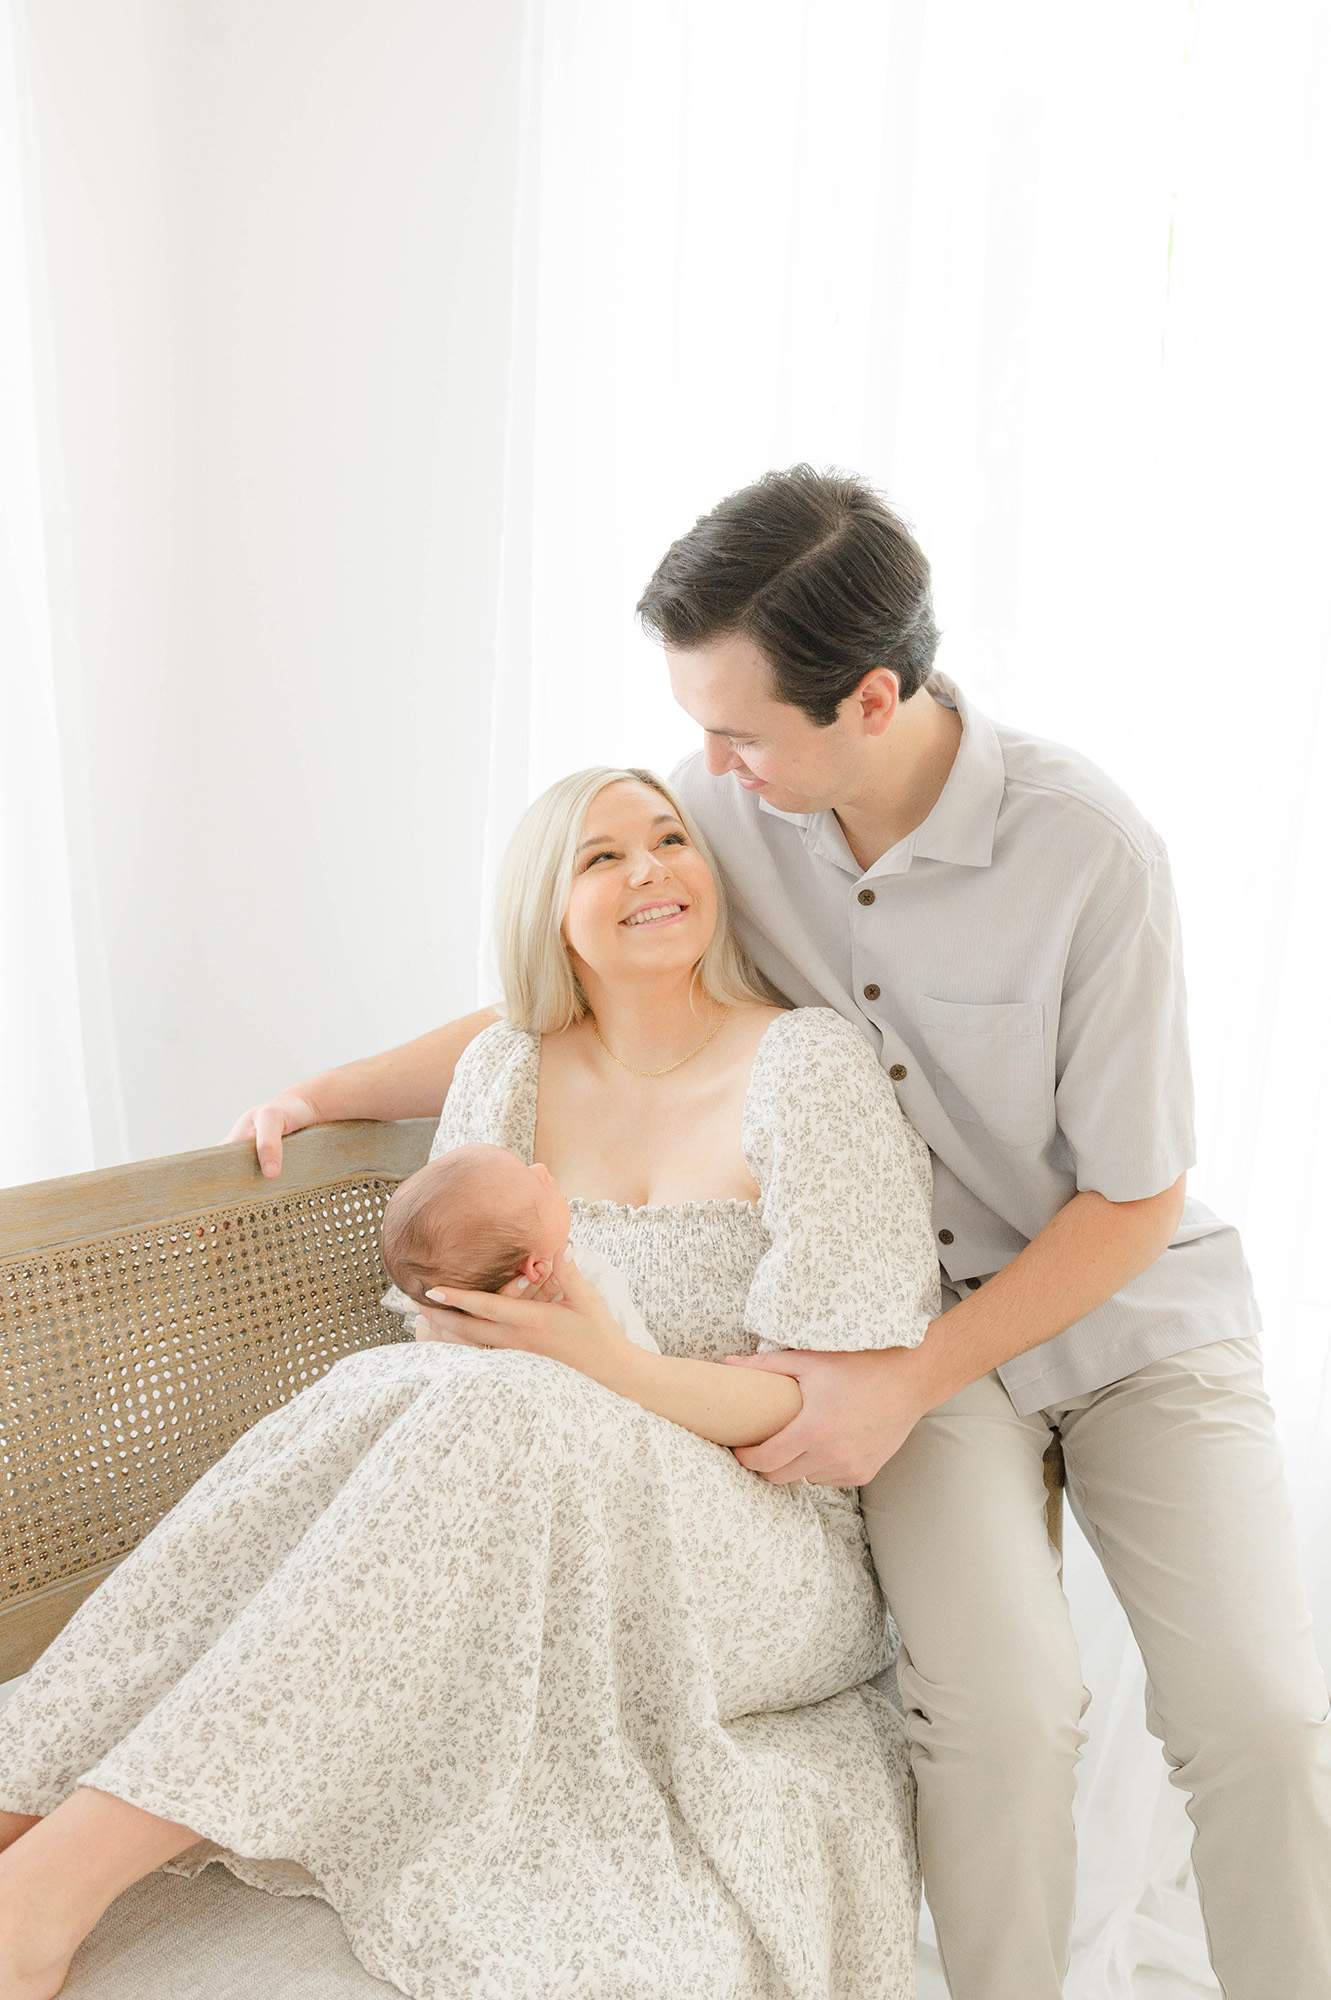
[430,1010,940,1364]
[565,1199,770,1362]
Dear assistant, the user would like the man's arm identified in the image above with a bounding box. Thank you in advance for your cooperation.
[225,1007,500,1177]
[728,1175,1187,1484]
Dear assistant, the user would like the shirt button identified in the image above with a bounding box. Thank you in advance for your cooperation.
[889,1063,907,1081]
[938,1228,955,1245]
[966,1276,983,1291]
[863,983,881,1001]
[858,888,876,906]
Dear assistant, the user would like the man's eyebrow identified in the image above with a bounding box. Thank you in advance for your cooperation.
[576,813,680,854]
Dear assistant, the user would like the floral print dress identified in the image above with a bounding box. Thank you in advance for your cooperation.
[0,1008,940,2000]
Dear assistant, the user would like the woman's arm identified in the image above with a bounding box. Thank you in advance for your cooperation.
[225,1007,500,1176]
[600,1347,803,1449]
[421,1257,803,1450]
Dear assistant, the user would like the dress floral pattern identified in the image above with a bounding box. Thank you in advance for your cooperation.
[0,1008,939,2000]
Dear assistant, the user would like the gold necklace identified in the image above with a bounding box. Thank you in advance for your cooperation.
[591,1007,730,1077]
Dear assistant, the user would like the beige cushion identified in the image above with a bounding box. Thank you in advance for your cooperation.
[64,1869,395,1998]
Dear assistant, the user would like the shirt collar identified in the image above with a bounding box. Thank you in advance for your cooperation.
[910,671,1005,867]
[756,669,1006,876]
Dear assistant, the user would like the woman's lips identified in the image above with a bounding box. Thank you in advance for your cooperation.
[620,902,689,929]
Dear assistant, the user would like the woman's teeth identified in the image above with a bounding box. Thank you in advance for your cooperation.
[623,904,684,927]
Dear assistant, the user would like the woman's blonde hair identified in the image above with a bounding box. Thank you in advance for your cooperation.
[495,766,776,1034]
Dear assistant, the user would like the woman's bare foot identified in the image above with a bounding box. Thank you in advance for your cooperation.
[0,1845,82,1999]
[0,1908,76,2000]
[0,1816,67,1994]
[0,1788,199,1999]
[0,1815,70,1993]
[0,1948,74,2000]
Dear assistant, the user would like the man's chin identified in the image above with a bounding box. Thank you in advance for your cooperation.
[737,779,808,814]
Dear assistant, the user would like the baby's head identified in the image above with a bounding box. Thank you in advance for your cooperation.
[381,1143,571,1306]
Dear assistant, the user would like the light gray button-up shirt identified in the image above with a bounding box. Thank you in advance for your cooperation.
[671,670,1258,1415]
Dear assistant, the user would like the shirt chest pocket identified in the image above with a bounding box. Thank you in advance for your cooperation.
[916,995,1049,1148]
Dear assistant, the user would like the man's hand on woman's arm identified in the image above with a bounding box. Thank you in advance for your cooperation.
[727,1175,1188,1485]
[224,1007,501,1177]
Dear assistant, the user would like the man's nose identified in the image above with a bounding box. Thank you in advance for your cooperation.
[704,736,738,776]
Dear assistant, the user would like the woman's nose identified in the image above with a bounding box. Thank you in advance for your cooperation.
[627,849,669,884]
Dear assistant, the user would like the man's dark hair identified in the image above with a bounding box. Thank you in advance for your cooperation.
[636,465,939,726]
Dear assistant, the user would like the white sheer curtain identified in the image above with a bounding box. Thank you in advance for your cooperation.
[0,0,121,1186]
[494,0,1331,1990]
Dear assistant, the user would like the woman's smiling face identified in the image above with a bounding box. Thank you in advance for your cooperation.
[561,780,718,991]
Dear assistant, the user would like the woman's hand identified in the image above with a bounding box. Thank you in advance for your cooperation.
[423,1251,634,1375]
[413,1264,566,1344]
[225,1092,321,1178]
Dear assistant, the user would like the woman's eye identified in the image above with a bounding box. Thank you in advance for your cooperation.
[660,833,686,848]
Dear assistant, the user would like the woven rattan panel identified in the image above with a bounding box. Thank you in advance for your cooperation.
[1,1176,411,1610]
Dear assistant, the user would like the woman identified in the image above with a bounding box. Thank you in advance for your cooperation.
[0,768,938,2000]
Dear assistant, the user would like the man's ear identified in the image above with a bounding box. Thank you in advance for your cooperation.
[858,667,900,736]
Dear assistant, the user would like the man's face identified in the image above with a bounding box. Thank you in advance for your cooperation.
[666,633,886,815]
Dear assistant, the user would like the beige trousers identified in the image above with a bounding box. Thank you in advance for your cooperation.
[860,1336,1331,2000]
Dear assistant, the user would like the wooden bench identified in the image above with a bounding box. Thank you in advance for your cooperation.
[0,1122,435,1682]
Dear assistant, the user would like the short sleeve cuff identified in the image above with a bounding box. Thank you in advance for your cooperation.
[1073,1145,1195,1204]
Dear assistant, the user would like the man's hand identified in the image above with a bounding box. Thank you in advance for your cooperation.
[727,1175,1191,1484]
[725,1346,931,1485]
[224,1092,320,1178]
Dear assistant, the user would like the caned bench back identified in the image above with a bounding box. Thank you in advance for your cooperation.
[0,1122,434,1681]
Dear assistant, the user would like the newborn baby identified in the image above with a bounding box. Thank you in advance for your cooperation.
[381,1142,659,1352]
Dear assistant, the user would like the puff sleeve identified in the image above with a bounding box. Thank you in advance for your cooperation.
[741,1010,940,1351]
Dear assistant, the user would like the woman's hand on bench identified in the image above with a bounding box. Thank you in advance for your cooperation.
[224,1091,320,1178]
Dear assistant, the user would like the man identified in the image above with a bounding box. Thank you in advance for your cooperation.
[232,467,1330,1998]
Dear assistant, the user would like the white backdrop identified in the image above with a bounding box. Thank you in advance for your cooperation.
[5,0,1329,1992]
[3,0,531,1179]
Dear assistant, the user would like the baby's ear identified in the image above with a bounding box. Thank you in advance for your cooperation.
[517,1251,553,1285]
